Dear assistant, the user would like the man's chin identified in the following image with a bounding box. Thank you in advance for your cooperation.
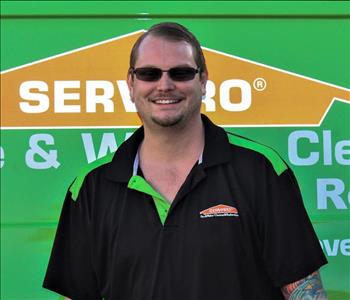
[151,115,183,127]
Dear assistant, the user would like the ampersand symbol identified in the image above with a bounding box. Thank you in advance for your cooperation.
[25,134,60,169]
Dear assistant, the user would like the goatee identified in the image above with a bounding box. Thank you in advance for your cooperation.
[151,115,183,127]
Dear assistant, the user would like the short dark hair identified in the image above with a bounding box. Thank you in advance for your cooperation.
[129,22,207,75]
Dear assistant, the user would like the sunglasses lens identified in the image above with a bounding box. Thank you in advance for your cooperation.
[134,68,162,81]
[133,67,198,82]
[169,67,197,81]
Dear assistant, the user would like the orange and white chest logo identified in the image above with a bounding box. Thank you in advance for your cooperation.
[199,204,239,218]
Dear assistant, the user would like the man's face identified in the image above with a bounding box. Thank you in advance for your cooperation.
[127,35,207,129]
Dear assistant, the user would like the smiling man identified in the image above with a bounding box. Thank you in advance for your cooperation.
[43,22,328,300]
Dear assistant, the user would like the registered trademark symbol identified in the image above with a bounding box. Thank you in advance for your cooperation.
[253,78,267,91]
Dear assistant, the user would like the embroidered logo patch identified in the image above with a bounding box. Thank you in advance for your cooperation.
[200,204,239,218]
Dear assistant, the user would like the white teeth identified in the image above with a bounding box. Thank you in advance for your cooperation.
[154,99,180,104]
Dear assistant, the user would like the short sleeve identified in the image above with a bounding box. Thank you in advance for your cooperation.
[259,167,327,287]
[43,182,101,299]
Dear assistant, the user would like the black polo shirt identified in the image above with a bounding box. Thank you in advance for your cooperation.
[43,115,327,299]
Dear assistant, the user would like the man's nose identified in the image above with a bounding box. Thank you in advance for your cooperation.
[156,72,175,91]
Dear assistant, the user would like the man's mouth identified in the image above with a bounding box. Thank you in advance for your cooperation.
[150,97,183,105]
[153,99,181,104]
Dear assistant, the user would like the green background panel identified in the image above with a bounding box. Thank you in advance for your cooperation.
[1,2,349,87]
[1,129,136,224]
[1,226,57,299]
[1,1,349,299]
[314,220,350,298]
[228,101,350,221]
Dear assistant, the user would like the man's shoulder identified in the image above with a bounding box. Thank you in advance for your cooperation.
[225,131,288,176]
[69,152,116,201]
[69,127,143,201]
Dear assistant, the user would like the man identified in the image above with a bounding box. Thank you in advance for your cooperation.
[43,22,328,299]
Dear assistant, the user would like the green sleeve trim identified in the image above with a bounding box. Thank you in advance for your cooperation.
[227,133,287,176]
[128,175,170,225]
[69,152,115,201]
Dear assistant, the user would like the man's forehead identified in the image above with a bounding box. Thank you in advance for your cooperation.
[135,35,195,66]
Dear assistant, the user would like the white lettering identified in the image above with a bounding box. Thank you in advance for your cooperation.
[288,130,350,166]
[116,80,136,112]
[335,140,350,165]
[86,81,114,113]
[19,81,49,113]
[321,239,340,256]
[202,80,216,112]
[54,81,80,113]
[288,130,319,165]
[25,134,60,169]
[220,79,251,111]
[323,130,332,165]
[19,79,261,114]
[320,239,350,256]
[82,133,118,163]
[0,146,4,168]
[340,239,350,256]
[317,178,348,209]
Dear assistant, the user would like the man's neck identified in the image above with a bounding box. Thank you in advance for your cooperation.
[138,115,204,202]
[140,115,204,164]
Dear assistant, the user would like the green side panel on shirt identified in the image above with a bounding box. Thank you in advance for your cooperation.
[128,175,170,225]
[69,152,115,201]
[227,133,287,176]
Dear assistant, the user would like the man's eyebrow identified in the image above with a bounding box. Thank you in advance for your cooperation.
[134,64,196,69]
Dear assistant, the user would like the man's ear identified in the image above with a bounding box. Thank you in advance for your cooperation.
[200,71,208,96]
[127,70,135,102]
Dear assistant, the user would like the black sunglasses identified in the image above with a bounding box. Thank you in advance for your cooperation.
[131,67,200,82]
